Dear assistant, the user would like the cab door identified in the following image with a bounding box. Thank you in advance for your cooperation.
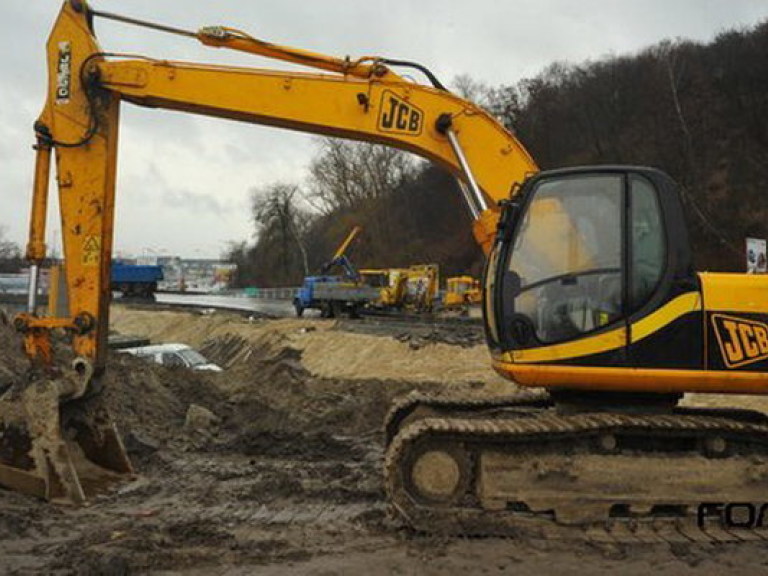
[498,172,629,366]
[491,167,696,370]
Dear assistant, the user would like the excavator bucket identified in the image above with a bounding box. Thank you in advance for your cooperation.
[0,374,133,503]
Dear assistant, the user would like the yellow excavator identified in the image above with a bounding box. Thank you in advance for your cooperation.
[443,275,482,309]
[5,1,768,536]
[362,265,440,313]
[400,264,440,313]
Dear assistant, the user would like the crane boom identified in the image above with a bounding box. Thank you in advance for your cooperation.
[330,226,363,263]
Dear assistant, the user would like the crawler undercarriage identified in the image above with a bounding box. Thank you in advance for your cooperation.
[384,392,768,542]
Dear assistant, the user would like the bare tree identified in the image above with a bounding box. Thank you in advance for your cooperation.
[304,138,419,215]
[451,73,491,107]
[0,226,19,258]
[0,226,22,273]
[252,183,311,277]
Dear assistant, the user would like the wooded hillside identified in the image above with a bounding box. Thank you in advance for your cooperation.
[229,22,768,286]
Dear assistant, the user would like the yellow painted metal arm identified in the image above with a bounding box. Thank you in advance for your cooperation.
[21,1,119,373]
[26,0,539,376]
[332,226,363,260]
[95,58,536,225]
[26,137,52,263]
[196,27,398,82]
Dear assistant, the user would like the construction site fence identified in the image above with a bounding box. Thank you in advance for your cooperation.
[241,287,299,300]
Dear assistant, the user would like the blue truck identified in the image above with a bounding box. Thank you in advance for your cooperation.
[111,262,164,299]
[293,226,380,318]
[293,275,379,318]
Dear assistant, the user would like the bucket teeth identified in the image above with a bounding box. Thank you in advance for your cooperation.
[0,376,133,503]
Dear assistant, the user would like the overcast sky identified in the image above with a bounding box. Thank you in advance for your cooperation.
[1,1,766,259]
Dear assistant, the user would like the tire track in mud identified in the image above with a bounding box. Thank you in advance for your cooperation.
[3,315,768,574]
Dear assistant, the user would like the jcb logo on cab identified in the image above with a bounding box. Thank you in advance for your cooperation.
[378,90,423,135]
[712,314,768,368]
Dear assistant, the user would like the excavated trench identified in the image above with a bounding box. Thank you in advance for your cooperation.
[0,307,767,574]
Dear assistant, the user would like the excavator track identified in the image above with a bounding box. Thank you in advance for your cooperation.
[384,390,551,445]
[384,394,768,543]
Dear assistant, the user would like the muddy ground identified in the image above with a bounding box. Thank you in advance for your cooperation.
[1,307,767,575]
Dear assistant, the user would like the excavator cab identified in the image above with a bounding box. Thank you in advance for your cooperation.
[389,168,768,534]
[485,166,706,396]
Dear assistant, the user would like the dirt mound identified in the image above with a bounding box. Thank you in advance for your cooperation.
[110,306,512,388]
[0,318,228,462]
[210,334,500,441]
[0,314,438,459]
[102,355,228,450]
[6,309,768,573]
[0,313,33,393]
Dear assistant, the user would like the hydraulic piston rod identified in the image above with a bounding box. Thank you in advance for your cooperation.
[456,180,481,220]
[445,128,489,213]
[25,135,53,314]
[436,113,490,217]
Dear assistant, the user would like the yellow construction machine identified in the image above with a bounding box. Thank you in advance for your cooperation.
[443,275,482,309]
[319,226,363,278]
[362,265,440,313]
[7,1,768,535]
[400,264,440,313]
[360,268,406,308]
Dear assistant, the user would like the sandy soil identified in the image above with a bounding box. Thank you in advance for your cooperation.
[0,308,767,574]
[108,307,511,389]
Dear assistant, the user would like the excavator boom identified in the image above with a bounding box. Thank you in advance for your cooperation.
[330,227,363,263]
[321,226,363,277]
[21,0,537,375]
[4,0,536,505]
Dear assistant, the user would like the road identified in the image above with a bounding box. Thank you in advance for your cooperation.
[153,292,300,317]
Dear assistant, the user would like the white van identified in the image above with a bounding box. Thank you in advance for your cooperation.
[120,343,222,372]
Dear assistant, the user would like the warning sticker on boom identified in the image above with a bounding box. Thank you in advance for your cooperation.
[56,41,72,104]
[82,235,100,266]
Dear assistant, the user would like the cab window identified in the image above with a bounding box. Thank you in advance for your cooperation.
[630,176,664,309]
[506,174,623,344]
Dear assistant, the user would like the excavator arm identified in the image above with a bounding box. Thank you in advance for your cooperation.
[20,0,537,376]
[329,227,363,264]
[4,0,537,503]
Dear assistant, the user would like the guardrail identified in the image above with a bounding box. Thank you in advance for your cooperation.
[0,294,49,317]
[0,273,33,295]
[155,287,300,300]
[243,287,299,300]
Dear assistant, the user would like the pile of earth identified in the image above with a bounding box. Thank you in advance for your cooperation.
[0,310,502,475]
[111,305,768,416]
[0,316,409,572]
[4,311,768,574]
[0,311,37,394]
[109,306,512,388]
